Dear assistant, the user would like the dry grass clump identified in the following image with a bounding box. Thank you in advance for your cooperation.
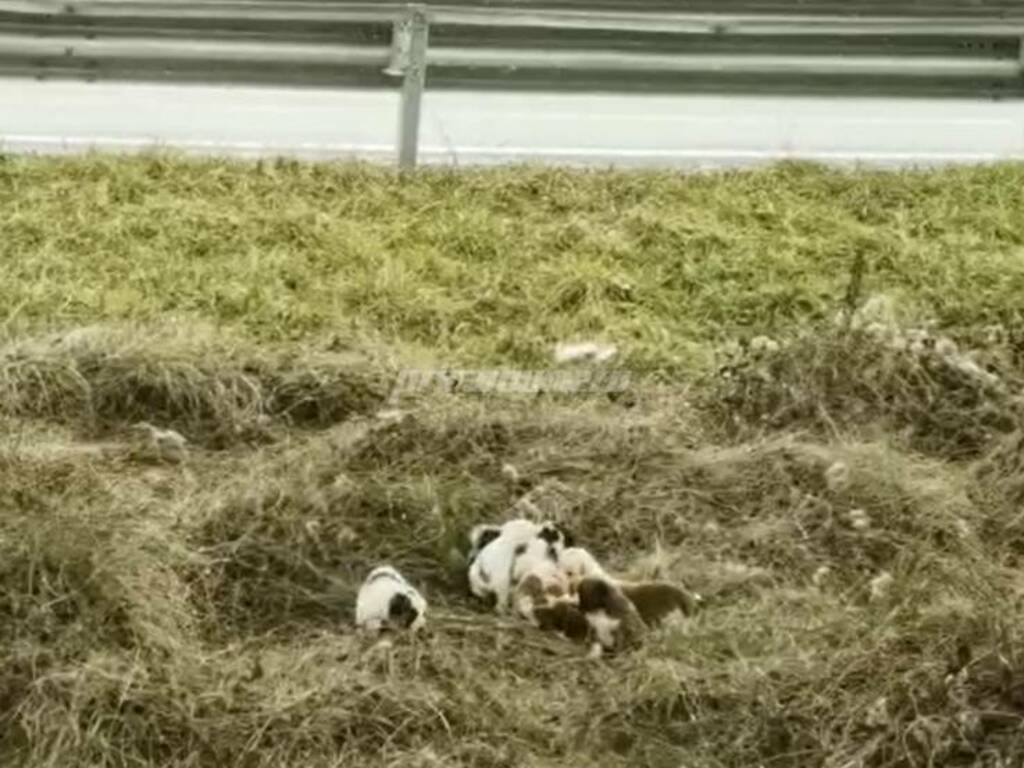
[965,430,1024,567]
[590,592,1024,768]
[654,439,986,597]
[7,623,598,768]
[0,456,198,658]
[974,429,1024,506]
[5,376,1024,767]
[0,325,388,447]
[709,323,1021,459]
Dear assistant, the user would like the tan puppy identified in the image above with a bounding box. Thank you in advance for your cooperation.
[619,582,701,626]
[576,576,647,655]
[559,546,611,594]
[515,567,590,643]
[513,569,571,624]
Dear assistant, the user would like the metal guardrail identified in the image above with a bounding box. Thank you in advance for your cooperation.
[4,2,1022,34]
[396,4,1024,168]
[2,1,1024,168]
[2,2,1021,33]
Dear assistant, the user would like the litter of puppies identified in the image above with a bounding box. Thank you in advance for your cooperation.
[480,518,701,655]
[357,514,700,657]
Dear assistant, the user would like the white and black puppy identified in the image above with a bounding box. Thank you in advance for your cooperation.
[467,518,540,608]
[355,565,427,633]
[504,522,573,612]
[468,519,573,611]
[509,528,565,584]
[467,523,503,567]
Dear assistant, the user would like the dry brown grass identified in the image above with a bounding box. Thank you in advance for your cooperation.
[3,317,1024,768]
[0,323,389,447]
[708,323,1021,459]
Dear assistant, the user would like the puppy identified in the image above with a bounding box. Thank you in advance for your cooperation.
[467,523,503,567]
[537,520,574,551]
[576,576,646,655]
[513,568,571,624]
[559,546,610,592]
[510,523,571,587]
[619,582,701,626]
[355,565,426,633]
[533,601,591,643]
[514,570,589,643]
[469,519,570,611]
[468,518,541,608]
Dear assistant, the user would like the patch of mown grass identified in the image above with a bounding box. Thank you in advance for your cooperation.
[3,156,1024,372]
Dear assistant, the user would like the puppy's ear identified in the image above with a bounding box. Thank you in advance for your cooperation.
[537,525,558,545]
[388,593,417,629]
[476,527,501,550]
[558,526,575,548]
[469,525,501,558]
[467,525,501,568]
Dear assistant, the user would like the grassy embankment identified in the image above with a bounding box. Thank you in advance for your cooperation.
[3,156,1024,767]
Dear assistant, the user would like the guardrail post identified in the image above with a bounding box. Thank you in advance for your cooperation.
[384,4,429,171]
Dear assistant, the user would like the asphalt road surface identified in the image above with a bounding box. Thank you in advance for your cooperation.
[2,78,1023,168]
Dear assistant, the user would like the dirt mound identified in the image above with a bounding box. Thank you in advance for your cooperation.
[709,325,1022,459]
[0,326,387,448]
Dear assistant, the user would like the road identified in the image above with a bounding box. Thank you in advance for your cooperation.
[2,78,1024,168]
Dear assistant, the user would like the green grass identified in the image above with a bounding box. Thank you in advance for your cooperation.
[3,156,1024,371]
[3,155,1024,768]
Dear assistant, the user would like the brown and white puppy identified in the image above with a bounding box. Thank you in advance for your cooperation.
[533,601,591,643]
[576,576,647,655]
[514,564,591,643]
[619,582,701,627]
[513,568,571,624]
